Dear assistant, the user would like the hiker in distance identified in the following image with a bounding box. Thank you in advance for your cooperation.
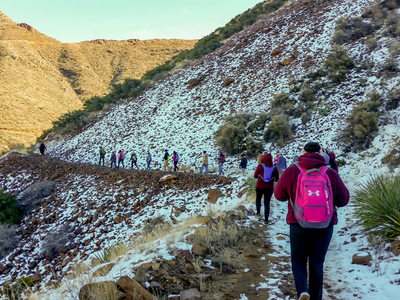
[253,153,279,224]
[39,143,46,155]
[172,151,180,171]
[217,150,225,175]
[110,151,117,168]
[130,152,139,169]
[99,146,106,166]
[239,154,247,175]
[274,142,349,300]
[118,150,125,169]
[163,149,171,171]
[200,151,209,174]
[277,153,287,173]
[146,152,152,170]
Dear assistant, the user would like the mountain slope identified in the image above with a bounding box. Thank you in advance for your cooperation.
[48,0,375,167]
[0,10,196,153]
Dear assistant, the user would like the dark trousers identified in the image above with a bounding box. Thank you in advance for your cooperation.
[290,223,334,300]
[131,160,138,169]
[174,161,179,171]
[255,188,273,222]
[118,159,124,169]
[110,161,117,168]
[146,162,151,169]
[99,157,105,166]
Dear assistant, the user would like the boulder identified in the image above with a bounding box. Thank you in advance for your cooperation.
[208,189,224,204]
[392,239,400,256]
[352,252,372,266]
[187,79,200,89]
[271,48,282,56]
[79,281,126,300]
[279,56,296,66]
[160,175,178,183]
[116,275,153,300]
[114,216,125,224]
[92,263,116,277]
[238,187,248,197]
[192,241,211,256]
[134,266,147,284]
[180,288,201,300]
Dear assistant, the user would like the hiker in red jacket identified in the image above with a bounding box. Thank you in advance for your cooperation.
[253,153,279,224]
[274,142,349,300]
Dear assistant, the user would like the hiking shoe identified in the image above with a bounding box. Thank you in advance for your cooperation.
[256,214,261,219]
[264,220,269,225]
[299,292,310,300]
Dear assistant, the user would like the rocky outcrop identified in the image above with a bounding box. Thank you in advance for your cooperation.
[208,189,224,204]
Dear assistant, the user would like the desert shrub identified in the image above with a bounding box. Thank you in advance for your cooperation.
[0,190,20,225]
[242,136,264,158]
[247,112,268,132]
[379,58,400,75]
[381,141,400,169]
[0,224,19,260]
[195,220,244,248]
[247,177,257,195]
[17,181,57,217]
[264,114,293,146]
[214,113,254,155]
[354,174,400,240]
[141,61,176,81]
[299,86,316,102]
[2,277,33,300]
[342,91,382,152]
[42,223,72,260]
[316,102,332,116]
[93,242,128,265]
[364,37,378,50]
[270,93,295,109]
[386,91,400,110]
[332,17,374,45]
[323,47,355,83]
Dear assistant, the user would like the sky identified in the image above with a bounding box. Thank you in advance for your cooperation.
[1,0,263,43]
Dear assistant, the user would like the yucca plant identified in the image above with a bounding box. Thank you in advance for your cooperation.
[353,174,400,240]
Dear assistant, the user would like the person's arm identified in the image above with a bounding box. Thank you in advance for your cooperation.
[329,171,350,207]
[274,169,289,201]
[254,164,261,179]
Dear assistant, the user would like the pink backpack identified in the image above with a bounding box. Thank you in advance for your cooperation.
[290,164,334,229]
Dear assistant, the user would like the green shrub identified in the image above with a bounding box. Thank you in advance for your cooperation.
[332,17,374,45]
[247,112,268,132]
[270,93,295,108]
[354,174,400,240]
[386,91,400,110]
[0,190,20,225]
[364,37,378,51]
[242,136,264,158]
[299,86,316,102]
[2,277,33,300]
[141,61,176,81]
[342,91,382,152]
[263,114,293,146]
[323,47,355,83]
[215,113,254,155]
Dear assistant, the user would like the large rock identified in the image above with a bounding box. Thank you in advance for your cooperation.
[116,275,153,300]
[392,239,400,256]
[180,288,201,300]
[192,241,211,256]
[92,263,116,277]
[352,252,372,266]
[79,281,126,300]
[208,189,224,204]
[160,174,178,183]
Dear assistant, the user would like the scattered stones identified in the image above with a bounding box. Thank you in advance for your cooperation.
[352,252,372,266]
[238,187,248,197]
[116,275,153,300]
[92,263,115,277]
[180,288,201,300]
[114,216,125,224]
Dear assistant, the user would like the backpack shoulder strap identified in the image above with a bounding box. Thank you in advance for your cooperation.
[295,163,305,173]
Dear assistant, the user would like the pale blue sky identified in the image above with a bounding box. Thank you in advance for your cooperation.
[1,0,262,43]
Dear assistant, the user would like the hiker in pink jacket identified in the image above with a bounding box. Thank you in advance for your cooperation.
[172,151,179,172]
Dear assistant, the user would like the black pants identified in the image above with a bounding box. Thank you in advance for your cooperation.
[118,159,124,168]
[99,157,105,166]
[174,161,179,171]
[290,223,334,300]
[131,160,138,169]
[255,188,273,222]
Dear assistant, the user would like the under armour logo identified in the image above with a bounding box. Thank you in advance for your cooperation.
[308,190,320,196]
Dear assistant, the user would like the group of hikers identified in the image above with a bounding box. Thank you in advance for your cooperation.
[253,142,347,300]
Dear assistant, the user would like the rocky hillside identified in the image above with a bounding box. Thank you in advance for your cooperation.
[46,0,384,168]
[0,153,246,287]
[0,9,196,152]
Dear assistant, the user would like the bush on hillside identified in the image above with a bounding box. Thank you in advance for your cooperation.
[141,61,176,82]
[323,47,355,83]
[381,141,400,169]
[17,181,57,217]
[270,93,296,116]
[354,174,400,240]
[0,190,21,225]
[242,136,264,158]
[332,17,374,45]
[247,112,268,132]
[342,91,382,152]
[364,37,378,51]
[0,224,19,260]
[386,91,400,110]
[263,114,293,147]
[42,223,72,260]
[215,113,254,155]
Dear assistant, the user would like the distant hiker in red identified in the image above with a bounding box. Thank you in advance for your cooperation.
[117,150,125,169]
[253,153,279,224]
[39,143,46,155]
[274,142,349,300]
[110,152,117,168]
[172,151,179,171]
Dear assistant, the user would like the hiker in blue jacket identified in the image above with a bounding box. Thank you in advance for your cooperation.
[253,153,279,224]
[146,152,152,170]
[277,153,287,174]
[239,154,248,175]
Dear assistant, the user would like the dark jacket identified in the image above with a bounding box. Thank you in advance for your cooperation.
[217,153,224,164]
[131,153,137,161]
[277,155,287,171]
[274,153,349,225]
[254,154,279,190]
[164,152,169,161]
[39,144,46,152]
[110,153,116,162]
[240,157,248,168]
[329,152,339,174]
